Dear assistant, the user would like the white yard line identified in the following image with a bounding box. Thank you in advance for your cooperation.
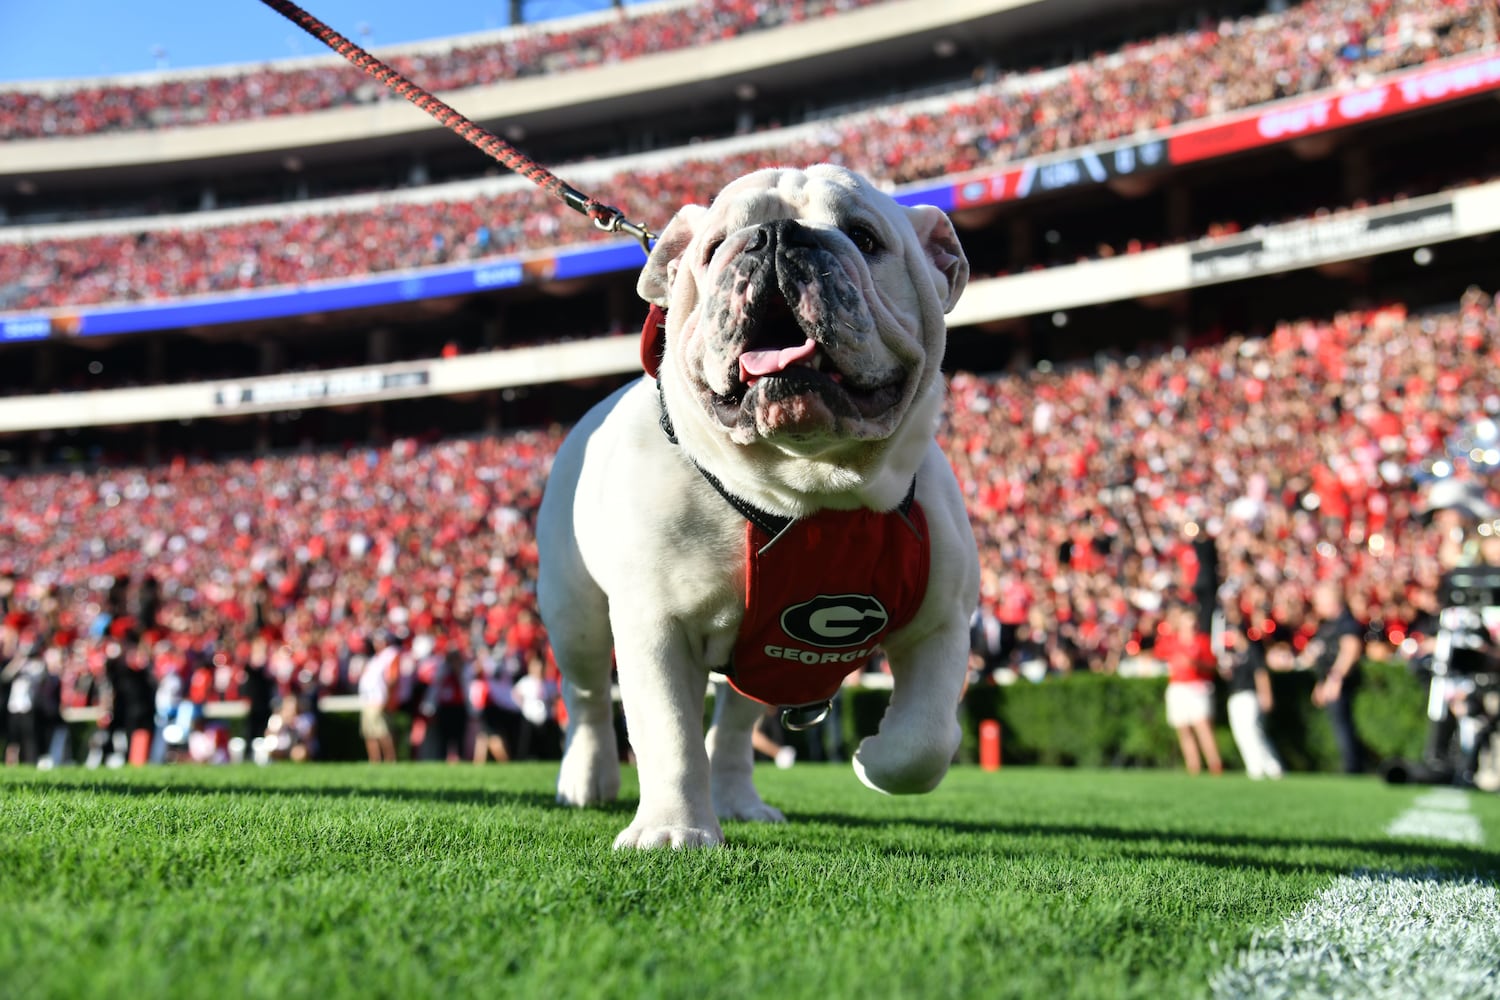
[1385,787,1485,846]
[1212,790,1499,999]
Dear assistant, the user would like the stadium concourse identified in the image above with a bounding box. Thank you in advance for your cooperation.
[1,0,1492,309]
[3,290,1499,757]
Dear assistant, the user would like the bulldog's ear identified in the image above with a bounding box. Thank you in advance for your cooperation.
[637,204,710,307]
[904,205,969,313]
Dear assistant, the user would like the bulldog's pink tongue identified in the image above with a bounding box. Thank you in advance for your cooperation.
[739,338,817,383]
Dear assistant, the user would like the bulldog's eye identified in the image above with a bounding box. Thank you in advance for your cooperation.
[702,236,726,265]
[845,223,882,256]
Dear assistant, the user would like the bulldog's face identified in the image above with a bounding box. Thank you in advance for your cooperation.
[639,165,967,464]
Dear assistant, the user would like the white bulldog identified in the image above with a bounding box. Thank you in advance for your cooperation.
[536,164,979,849]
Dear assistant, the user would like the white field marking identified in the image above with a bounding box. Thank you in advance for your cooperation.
[1411,788,1473,812]
[1212,792,1497,999]
[1210,870,1500,1000]
[1386,786,1483,846]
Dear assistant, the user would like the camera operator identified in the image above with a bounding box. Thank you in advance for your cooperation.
[1300,581,1366,774]
[1407,478,1500,787]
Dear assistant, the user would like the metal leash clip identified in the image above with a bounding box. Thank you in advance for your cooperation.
[592,208,655,255]
[559,187,655,255]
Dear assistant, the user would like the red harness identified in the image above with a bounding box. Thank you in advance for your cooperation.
[725,503,930,709]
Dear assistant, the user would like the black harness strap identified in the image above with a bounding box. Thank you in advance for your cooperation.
[655,376,915,538]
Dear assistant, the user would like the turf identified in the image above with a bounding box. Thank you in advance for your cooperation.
[2,763,1497,1000]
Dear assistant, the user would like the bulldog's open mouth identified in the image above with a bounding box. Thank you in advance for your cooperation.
[708,292,905,428]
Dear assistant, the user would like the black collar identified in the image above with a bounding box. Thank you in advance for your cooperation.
[655,376,915,542]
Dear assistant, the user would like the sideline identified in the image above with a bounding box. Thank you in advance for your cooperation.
[1211,790,1499,999]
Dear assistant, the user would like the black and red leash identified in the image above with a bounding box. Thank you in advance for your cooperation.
[256,0,656,253]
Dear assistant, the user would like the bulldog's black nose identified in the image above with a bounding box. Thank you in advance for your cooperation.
[745,219,818,254]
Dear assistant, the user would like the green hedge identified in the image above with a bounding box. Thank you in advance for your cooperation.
[827,661,1430,773]
[54,663,1430,770]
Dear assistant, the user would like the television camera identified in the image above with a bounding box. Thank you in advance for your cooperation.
[1383,566,1500,791]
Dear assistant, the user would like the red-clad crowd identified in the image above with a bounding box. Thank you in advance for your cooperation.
[3,289,1498,765]
[0,0,884,139]
[0,431,564,764]
[951,287,1500,676]
[2,0,1490,312]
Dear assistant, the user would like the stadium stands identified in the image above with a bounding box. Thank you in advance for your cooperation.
[2,0,1493,310]
[3,291,1497,712]
[0,0,887,138]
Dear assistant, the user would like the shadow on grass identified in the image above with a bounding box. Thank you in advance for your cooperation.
[781,809,1500,876]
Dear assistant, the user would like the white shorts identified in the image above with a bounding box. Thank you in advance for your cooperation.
[1165,680,1214,729]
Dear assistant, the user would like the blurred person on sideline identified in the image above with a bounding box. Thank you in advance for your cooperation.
[240,636,276,757]
[358,632,399,763]
[1411,477,1499,781]
[3,636,44,766]
[426,645,471,763]
[110,637,157,766]
[751,705,797,771]
[470,650,512,765]
[1156,602,1223,775]
[509,654,562,761]
[149,660,185,764]
[84,638,129,768]
[1218,621,1283,779]
[259,695,315,763]
[1301,581,1366,774]
[38,646,69,768]
[969,601,1008,683]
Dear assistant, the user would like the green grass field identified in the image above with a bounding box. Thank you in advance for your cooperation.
[3,763,1497,999]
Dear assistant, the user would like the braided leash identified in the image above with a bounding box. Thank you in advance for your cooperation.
[257,0,655,253]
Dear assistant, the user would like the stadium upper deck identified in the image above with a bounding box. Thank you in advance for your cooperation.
[2,0,1165,187]
[1,0,1498,461]
[2,0,1493,310]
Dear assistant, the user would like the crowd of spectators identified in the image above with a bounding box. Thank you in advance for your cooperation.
[952,287,1500,679]
[3,288,1498,765]
[0,0,886,139]
[2,0,1492,311]
[1,430,565,765]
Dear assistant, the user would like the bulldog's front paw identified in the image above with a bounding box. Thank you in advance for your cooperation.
[613,821,725,850]
[712,777,787,824]
[555,722,621,807]
[852,729,956,795]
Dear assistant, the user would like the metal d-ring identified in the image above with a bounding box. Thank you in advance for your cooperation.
[780,701,832,731]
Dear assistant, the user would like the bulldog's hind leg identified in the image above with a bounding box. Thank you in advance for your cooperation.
[706,682,785,824]
[542,572,621,808]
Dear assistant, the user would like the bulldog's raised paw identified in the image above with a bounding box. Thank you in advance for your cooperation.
[852,732,955,796]
[555,725,621,807]
[613,823,726,850]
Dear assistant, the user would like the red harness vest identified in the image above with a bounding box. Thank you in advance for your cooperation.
[725,502,930,708]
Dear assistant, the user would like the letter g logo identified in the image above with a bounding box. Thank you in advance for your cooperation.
[780,594,889,648]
